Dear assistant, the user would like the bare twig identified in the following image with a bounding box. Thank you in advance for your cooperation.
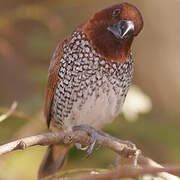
[0,101,18,122]
[57,166,180,180]
[0,131,179,180]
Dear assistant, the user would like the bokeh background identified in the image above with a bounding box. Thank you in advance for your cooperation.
[0,0,180,179]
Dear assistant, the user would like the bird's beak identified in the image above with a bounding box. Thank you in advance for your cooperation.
[107,20,134,39]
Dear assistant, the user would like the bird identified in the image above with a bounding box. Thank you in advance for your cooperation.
[38,2,143,179]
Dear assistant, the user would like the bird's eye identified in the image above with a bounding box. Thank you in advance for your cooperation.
[112,8,121,18]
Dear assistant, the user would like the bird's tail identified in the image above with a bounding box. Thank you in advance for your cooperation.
[38,144,71,179]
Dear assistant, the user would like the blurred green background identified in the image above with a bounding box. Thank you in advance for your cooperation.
[0,0,180,179]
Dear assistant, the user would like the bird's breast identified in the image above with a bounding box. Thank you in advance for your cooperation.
[51,30,133,131]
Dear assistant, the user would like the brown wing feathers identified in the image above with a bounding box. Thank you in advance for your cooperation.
[44,42,64,127]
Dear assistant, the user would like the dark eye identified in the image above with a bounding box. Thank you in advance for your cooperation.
[112,8,121,18]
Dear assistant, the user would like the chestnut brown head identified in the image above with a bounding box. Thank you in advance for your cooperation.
[82,3,143,62]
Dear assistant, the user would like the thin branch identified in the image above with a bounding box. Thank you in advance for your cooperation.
[0,101,18,122]
[0,131,179,180]
[0,132,65,155]
[59,166,180,180]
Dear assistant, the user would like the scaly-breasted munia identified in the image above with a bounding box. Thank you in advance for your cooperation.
[38,2,143,179]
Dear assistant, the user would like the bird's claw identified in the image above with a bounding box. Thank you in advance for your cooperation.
[72,124,98,159]
[133,149,141,166]
[75,143,89,151]
[115,154,120,168]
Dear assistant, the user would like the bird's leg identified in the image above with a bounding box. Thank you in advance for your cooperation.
[72,124,98,159]
[98,130,139,166]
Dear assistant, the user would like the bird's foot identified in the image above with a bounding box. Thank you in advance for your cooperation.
[98,130,139,166]
[75,143,89,151]
[72,124,98,159]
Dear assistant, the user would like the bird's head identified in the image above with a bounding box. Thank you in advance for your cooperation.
[82,2,143,63]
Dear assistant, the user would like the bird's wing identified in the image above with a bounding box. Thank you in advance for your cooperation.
[44,41,65,127]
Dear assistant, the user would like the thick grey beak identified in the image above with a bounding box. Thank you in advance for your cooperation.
[107,20,134,39]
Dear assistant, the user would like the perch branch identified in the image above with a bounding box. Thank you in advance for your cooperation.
[0,131,179,180]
